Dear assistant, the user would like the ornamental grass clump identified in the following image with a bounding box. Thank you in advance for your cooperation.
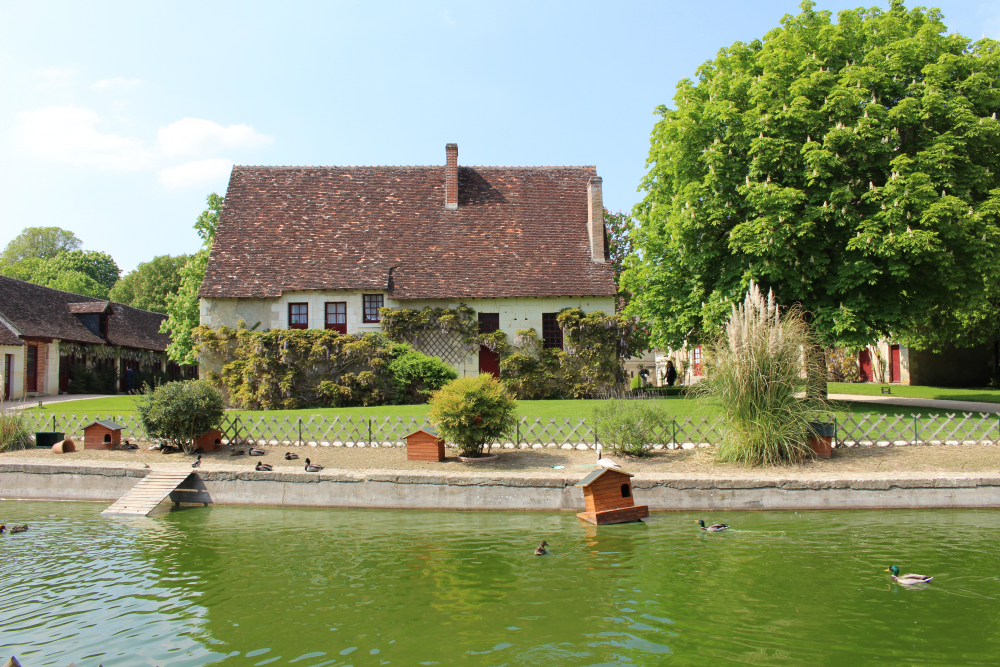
[699,282,826,466]
[592,399,667,457]
[428,375,518,458]
[0,410,32,453]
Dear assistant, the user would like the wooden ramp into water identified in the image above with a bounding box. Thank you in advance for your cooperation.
[101,469,194,516]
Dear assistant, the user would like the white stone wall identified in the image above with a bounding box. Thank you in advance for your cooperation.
[1,344,25,400]
[201,293,616,377]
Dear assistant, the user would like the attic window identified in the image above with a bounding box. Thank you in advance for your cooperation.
[542,313,563,349]
[363,295,384,323]
[289,303,308,329]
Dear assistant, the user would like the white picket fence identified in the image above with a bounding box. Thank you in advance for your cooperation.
[20,411,1000,449]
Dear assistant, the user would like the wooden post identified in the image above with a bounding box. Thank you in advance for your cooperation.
[299,418,302,447]
[671,419,676,449]
[368,418,372,447]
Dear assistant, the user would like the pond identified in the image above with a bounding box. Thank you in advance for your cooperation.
[1,502,998,666]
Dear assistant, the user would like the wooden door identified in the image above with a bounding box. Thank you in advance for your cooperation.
[858,349,872,382]
[890,345,901,383]
[3,354,11,399]
[478,313,500,377]
[26,344,37,392]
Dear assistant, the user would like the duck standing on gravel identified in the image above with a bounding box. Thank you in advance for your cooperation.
[304,458,324,472]
[285,452,299,460]
[191,455,202,468]
[698,519,729,533]
[886,565,933,585]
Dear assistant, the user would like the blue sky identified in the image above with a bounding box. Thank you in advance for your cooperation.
[2,0,999,273]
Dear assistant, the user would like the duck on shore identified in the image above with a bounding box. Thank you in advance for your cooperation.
[285,452,299,460]
[886,565,933,585]
[304,458,324,472]
[595,445,621,469]
[191,455,201,468]
[249,447,267,456]
[698,519,729,532]
[255,461,273,472]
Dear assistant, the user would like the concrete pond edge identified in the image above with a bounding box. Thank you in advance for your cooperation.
[2,461,1000,512]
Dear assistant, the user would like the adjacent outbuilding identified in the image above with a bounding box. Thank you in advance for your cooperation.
[83,420,125,450]
[575,468,649,525]
[405,427,446,462]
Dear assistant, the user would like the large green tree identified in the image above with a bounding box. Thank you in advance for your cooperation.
[0,226,81,266]
[161,193,223,365]
[604,208,635,311]
[109,254,190,313]
[624,0,1000,354]
[0,249,120,299]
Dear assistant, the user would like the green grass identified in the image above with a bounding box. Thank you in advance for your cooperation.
[24,392,978,423]
[828,382,1000,404]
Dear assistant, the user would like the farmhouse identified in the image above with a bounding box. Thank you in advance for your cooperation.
[199,144,617,376]
[0,276,193,400]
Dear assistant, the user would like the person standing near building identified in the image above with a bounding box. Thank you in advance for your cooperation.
[665,360,677,387]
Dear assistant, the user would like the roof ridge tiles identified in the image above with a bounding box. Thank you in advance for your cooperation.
[234,164,596,170]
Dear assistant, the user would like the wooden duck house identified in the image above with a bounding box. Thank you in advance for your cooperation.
[196,429,223,453]
[405,427,445,462]
[83,419,125,450]
[575,468,649,525]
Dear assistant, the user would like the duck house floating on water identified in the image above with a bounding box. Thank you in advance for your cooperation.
[83,420,125,450]
[575,468,649,525]
[405,427,446,462]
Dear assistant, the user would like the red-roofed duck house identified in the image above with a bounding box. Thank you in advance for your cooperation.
[198,144,617,377]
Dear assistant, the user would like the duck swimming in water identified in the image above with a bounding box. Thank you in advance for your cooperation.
[698,519,729,532]
[304,458,324,472]
[886,565,933,585]
[534,540,549,555]
[3,524,29,534]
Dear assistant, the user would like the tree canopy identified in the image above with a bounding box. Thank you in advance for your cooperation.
[109,254,190,314]
[162,193,224,364]
[0,227,81,266]
[624,0,1000,352]
[0,249,121,299]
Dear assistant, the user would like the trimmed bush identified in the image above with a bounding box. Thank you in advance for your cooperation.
[629,375,644,391]
[388,346,458,404]
[428,375,518,457]
[0,410,32,453]
[136,380,224,454]
[592,399,667,457]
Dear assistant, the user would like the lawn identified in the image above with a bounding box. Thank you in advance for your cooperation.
[828,382,1000,404]
[22,392,976,422]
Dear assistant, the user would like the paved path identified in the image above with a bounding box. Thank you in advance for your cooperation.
[830,393,1000,414]
[5,394,115,410]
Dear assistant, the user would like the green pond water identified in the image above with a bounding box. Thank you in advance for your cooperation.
[2,502,999,666]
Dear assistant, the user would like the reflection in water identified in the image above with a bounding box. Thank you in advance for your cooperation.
[1,503,999,666]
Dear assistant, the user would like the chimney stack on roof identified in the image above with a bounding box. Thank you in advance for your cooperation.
[445,143,458,210]
[587,176,605,263]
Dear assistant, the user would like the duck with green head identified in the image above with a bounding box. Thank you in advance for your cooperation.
[886,565,933,585]
[698,519,729,532]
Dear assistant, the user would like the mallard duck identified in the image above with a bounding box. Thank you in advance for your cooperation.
[0,525,5,534]
[230,448,245,456]
[249,447,266,456]
[191,455,201,468]
[886,565,933,585]
[534,540,549,555]
[698,519,729,532]
[596,445,621,469]
[255,461,273,472]
[285,452,299,460]
[9,524,28,534]
[304,458,324,473]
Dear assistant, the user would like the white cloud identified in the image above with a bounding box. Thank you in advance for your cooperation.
[158,158,234,189]
[92,77,144,89]
[13,106,154,170]
[157,118,273,157]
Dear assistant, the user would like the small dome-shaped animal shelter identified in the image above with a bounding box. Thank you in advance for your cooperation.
[575,468,649,525]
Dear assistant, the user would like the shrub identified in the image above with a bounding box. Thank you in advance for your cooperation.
[592,400,667,457]
[696,282,827,466]
[136,380,225,454]
[388,346,458,404]
[428,375,518,457]
[0,410,32,453]
[629,375,643,391]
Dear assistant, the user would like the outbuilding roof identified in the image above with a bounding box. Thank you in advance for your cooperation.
[86,420,125,430]
[200,164,617,300]
[0,320,23,346]
[0,276,171,351]
[575,467,635,487]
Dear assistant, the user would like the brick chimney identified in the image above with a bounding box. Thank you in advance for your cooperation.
[587,176,605,263]
[445,143,458,210]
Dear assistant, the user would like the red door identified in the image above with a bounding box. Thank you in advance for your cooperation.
[858,349,872,382]
[26,344,38,392]
[3,354,11,399]
[478,313,500,377]
[890,345,901,383]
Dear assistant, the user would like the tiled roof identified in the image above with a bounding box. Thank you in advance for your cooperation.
[0,276,171,351]
[87,419,125,430]
[200,164,617,300]
[575,467,634,487]
[0,320,23,346]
